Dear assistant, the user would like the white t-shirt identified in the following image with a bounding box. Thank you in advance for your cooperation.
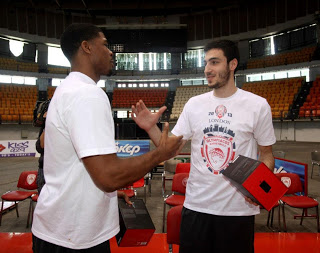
[172,88,276,216]
[32,72,119,249]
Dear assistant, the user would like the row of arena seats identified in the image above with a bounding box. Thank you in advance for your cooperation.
[299,77,320,118]
[242,77,304,119]
[0,57,39,72]
[0,57,69,74]
[47,66,70,75]
[47,87,56,99]
[0,84,38,123]
[170,86,211,120]
[0,76,316,123]
[247,46,316,69]
[112,88,168,108]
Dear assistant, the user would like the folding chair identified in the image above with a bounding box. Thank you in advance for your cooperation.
[167,205,183,253]
[276,173,319,232]
[162,159,182,197]
[163,173,189,232]
[0,171,38,228]
[27,193,38,227]
[133,177,147,203]
[118,177,147,203]
[175,163,190,174]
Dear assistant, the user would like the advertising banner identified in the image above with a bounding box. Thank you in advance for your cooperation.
[116,140,150,157]
[0,140,38,158]
[0,140,150,158]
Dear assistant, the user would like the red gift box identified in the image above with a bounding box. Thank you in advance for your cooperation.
[222,155,288,211]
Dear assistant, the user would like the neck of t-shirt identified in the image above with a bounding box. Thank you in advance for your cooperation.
[213,86,238,100]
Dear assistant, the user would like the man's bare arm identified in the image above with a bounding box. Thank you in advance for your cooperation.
[258,145,275,171]
[82,123,183,192]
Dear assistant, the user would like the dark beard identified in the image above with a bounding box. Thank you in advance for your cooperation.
[208,68,231,89]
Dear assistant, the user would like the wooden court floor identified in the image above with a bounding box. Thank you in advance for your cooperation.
[0,232,320,253]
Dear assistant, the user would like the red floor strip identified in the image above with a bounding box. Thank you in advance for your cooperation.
[0,232,319,253]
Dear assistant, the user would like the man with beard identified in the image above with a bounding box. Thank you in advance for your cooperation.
[131,40,275,252]
[31,23,183,253]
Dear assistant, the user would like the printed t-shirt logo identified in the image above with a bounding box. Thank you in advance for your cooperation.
[201,124,236,175]
[215,105,227,118]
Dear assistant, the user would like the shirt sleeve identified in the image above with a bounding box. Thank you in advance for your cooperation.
[66,95,117,159]
[253,101,276,146]
[171,101,193,140]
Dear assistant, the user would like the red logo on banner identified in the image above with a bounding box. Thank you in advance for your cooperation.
[0,144,6,152]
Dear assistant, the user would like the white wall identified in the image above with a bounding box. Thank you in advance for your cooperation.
[0,124,39,140]
[273,121,320,142]
[0,121,319,143]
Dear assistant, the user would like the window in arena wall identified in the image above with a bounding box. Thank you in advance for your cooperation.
[274,71,287,79]
[9,40,24,57]
[301,69,309,81]
[97,80,105,88]
[139,53,144,71]
[0,75,37,85]
[288,70,301,78]
[52,78,64,86]
[261,73,274,81]
[247,74,262,82]
[24,77,37,85]
[246,68,309,82]
[0,75,13,83]
[117,111,128,118]
[48,46,70,67]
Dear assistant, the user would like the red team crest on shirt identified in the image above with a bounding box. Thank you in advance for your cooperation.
[215,105,227,118]
[201,124,236,175]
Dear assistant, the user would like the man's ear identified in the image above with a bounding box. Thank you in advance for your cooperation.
[229,58,238,71]
[80,41,91,54]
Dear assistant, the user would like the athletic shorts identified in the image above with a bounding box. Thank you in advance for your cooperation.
[179,207,255,253]
[32,234,111,253]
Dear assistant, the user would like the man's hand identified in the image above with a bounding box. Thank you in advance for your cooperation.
[156,122,184,161]
[131,100,167,132]
[117,190,133,205]
[244,196,259,206]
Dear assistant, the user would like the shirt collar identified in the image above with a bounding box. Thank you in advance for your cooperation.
[68,72,97,86]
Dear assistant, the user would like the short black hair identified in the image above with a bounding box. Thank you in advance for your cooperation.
[60,23,102,62]
[204,40,240,65]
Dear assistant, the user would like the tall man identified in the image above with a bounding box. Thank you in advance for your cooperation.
[132,40,276,253]
[31,23,183,253]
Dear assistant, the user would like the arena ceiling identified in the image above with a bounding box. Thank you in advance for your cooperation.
[5,0,249,17]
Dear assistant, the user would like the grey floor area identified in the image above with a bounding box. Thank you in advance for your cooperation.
[0,141,319,234]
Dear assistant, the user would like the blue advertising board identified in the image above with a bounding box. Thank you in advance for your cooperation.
[115,140,150,158]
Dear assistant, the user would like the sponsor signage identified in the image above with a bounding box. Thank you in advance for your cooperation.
[0,140,37,158]
[116,140,150,157]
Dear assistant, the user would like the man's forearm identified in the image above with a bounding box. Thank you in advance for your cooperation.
[260,152,275,171]
[147,125,162,147]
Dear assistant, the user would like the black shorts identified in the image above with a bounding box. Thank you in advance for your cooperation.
[32,234,111,253]
[179,207,255,253]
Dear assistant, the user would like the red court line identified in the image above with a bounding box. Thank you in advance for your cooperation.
[0,232,320,253]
